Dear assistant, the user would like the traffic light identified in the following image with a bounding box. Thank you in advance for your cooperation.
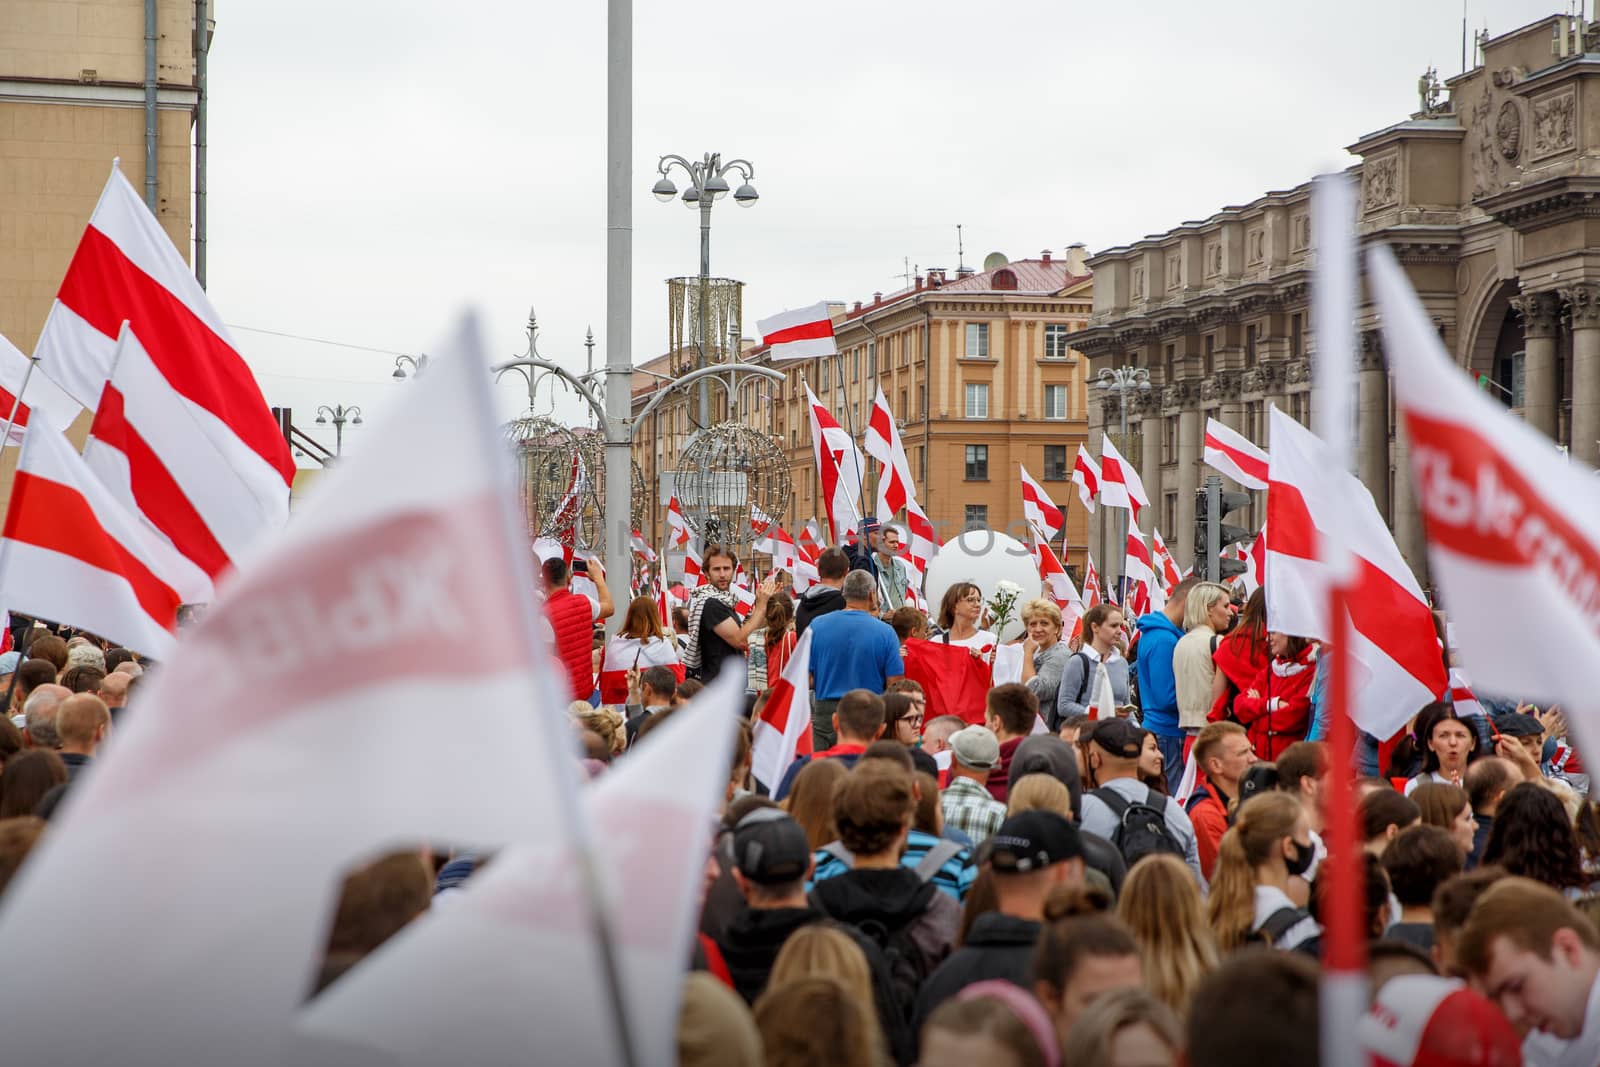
[1195,477,1251,582]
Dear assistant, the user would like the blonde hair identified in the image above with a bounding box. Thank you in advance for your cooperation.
[570,703,625,755]
[1006,773,1072,818]
[767,925,875,1011]
[1205,792,1305,951]
[754,977,879,1067]
[1060,989,1182,1067]
[1117,854,1219,1018]
[1182,582,1232,631]
[1020,598,1063,633]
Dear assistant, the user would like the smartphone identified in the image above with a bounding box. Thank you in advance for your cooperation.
[572,558,589,576]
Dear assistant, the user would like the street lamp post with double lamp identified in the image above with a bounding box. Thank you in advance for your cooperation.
[392,353,429,379]
[1097,365,1151,597]
[651,152,758,428]
[315,403,363,457]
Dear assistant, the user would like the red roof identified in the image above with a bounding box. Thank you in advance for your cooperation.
[840,257,1086,321]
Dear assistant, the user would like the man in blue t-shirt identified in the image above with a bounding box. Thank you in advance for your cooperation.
[805,569,904,749]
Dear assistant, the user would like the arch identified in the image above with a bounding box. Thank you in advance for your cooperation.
[992,268,1018,291]
[1461,273,1520,380]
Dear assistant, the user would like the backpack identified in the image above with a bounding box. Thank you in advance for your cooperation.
[819,839,964,884]
[1252,905,1315,949]
[1092,786,1185,867]
[856,909,936,1021]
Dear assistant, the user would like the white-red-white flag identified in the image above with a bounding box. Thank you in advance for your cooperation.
[0,332,81,445]
[85,324,286,584]
[296,671,747,1067]
[1265,406,1447,740]
[1204,417,1270,491]
[864,385,916,518]
[1125,524,1163,615]
[35,163,293,520]
[751,628,814,791]
[1370,244,1600,752]
[1099,434,1148,521]
[731,568,756,620]
[758,301,838,362]
[0,423,208,657]
[798,518,825,562]
[1083,551,1103,609]
[1151,527,1182,594]
[1449,667,1485,719]
[681,541,704,590]
[1020,464,1065,542]
[903,499,937,583]
[806,385,865,543]
[666,495,691,548]
[1073,445,1100,513]
[597,634,685,705]
[0,316,603,1067]
[1035,534,1084,636]
[629,529,657,562]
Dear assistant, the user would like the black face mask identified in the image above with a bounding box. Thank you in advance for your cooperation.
[1285,839,1315,878]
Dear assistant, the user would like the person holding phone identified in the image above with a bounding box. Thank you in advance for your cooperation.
[540,554,613,704]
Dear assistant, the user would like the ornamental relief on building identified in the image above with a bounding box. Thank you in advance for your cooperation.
[1562,283,1600,329]
[1257,361,1288,391]
[1531,89,1577,162]
[1286,359,1311,385]
[1363,153,1399,212]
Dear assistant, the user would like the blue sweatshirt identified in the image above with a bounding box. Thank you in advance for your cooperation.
[1134,611,1184,736]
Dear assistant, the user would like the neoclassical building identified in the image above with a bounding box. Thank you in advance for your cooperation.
[1072,12,1600,584]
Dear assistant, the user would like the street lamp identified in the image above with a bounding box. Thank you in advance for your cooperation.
[651,151,757,427]
[314,403,363,457]
[1097,365,1151,597]
[392,353,429,379]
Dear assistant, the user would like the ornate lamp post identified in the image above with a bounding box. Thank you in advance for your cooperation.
[391,353,429,379]
[314,403,363,457]
[1097,365,1151,594]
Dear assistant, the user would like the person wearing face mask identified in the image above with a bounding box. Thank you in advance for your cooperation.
[1204,792,1322,955]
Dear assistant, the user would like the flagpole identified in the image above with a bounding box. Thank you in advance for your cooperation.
[0,354,39,453]
[831,353,871,530]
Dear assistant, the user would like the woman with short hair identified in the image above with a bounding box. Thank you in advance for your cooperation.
[1019,598,1070,717]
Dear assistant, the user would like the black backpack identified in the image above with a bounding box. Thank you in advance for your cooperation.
[1093,786,1185,867]
[1252,905,1318,955]
[851,887,940,1021]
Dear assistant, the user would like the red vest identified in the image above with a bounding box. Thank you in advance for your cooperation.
[546,588,596,702]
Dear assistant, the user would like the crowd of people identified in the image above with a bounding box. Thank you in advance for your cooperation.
[4,532,1600,1066]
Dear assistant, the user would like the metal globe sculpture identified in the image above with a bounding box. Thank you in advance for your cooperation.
[502,416,645,553]
[675,421,791,549]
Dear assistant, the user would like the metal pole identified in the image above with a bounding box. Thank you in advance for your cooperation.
[144,0,158,212]
[1118,386,1129,602]
[194,0,209,286]
[697,193,712,429]
[1205,475,1221,583]
[597,1,641,1064]
[0,357,39,453]
[832,355,869,529]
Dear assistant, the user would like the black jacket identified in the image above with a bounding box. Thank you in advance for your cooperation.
[911,913,1041,1034]
[794,586,846,638]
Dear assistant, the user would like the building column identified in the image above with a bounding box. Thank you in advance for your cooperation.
[1175,382,1201,571]
[1093,394,1117,578]
[1564,284,1600,466]
[1390,413,1426,583]
[1514,290,1562,441]
[1358,331,1391,523]
[1216,370,1244,435]
[1138,391,1162,531]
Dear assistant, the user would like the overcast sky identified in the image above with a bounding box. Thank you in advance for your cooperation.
[205,0,1552,457]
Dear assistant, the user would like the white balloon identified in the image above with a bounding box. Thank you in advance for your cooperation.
[924,528,1042,642]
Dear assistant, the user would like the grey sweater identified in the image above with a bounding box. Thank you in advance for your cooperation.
[1054,651,1132,726]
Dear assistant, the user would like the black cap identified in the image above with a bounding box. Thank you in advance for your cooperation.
[1088,718,1143,760]
[731,808,812,885]
[988,810,1082,873]
[1492,713,1544,739]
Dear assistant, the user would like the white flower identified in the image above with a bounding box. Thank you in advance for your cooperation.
[995,580,1023,596]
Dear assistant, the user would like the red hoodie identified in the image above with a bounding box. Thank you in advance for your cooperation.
[1232,645,1316,761]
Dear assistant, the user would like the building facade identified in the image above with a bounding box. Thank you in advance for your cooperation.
[631,248,1096,574]
[1072,12,1600,586]
[1,0,204,354]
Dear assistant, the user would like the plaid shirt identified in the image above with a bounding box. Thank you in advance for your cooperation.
[941,776,1006,844]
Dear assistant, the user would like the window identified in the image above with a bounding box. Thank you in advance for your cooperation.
[1246,401,1262,444]
[867,342,876,377]
[1204,334,1216,375]
[852,351,860,381]
[1044,323,1070,359]
[1165,493,1178,538]
[1163,343,1176,381]
[1290,314,1303,361]
[966,323,989,358]
[965,382,990,419]
[1043,385,1067,420]
[965,504,989,529]
[901,333,911,367]
[1043,444,1068,480]
[1163,417,1178,463]
[1245,324,1258,364]
[965,445,989,480]
[1290,391,1309,425]
[899,389,908,421]
[918,384,926,417]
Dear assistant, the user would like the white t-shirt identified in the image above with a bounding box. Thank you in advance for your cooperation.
[1403,771,1456,796]
[943,629,997,651]
[1253,884,1321,951]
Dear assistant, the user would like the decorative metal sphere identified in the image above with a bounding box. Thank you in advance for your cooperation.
[675,421,792,549]
[502,417,645,552]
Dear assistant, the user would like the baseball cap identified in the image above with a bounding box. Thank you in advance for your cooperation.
[861,516,881,532]
[950,725,1001,771]
[988,810,1082,873]
[731,808,812,885]
[1491,712,1543,738]
[1358,975,1521,1067]
[1088,718,1143,760]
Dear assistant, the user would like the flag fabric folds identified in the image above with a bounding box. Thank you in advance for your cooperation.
[1370,244,1600,755]
[35,163,294,515]
[0,421,208,657]
[1203,417,1270,490]
[1124,525,1162,616]
[902,638,993,725]
[1073,445,1100,513]
[597,636,685,704]
[864,385,917,518]
[1019,464,1065,542]
[1099,434,1148,521]
[1264,406,1447,741]
[0,316,603,1067]
[1151,527,1182,594]
[751,628,815,791]
[758,301,838,362]
[806,385,866,543]
[0,332,81,444]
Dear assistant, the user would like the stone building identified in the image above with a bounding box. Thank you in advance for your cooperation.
[631,249,1095,570]
[1072,12,1600,585]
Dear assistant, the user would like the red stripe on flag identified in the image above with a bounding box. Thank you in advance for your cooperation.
[759,677,814,758]
[4,471,181,628]
[57,227,295,485]
[1205,430,1269,483]
[765,319,834,346]
[91,385,230,579]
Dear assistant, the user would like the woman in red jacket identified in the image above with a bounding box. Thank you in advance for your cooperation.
[1232,633,1316,761]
